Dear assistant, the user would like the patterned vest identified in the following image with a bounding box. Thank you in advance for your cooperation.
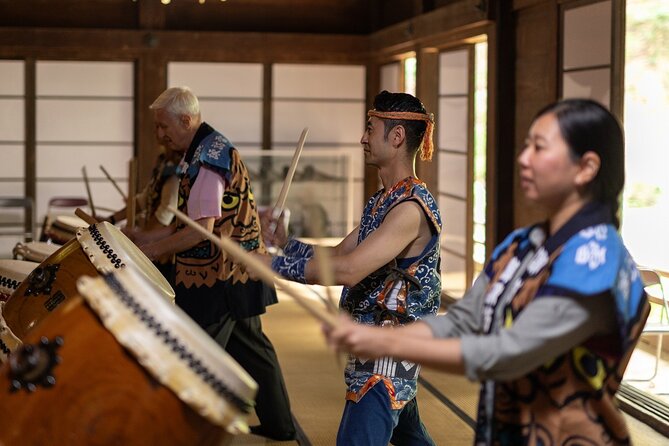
[341,176,442,408]
[476,203,648,446]
[174,123,277,325]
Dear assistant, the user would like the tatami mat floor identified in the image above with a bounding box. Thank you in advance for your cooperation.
[230,287,668,445]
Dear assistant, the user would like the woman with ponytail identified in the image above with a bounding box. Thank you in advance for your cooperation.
[325,98,648,446]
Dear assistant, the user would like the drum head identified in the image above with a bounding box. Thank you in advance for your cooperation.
[53,215,88,232]
[77,222,175,302]
[77,267,257,433]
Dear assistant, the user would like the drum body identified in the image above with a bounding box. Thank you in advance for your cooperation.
[0,259,38,302]
[2,221,175,345]
[0,268,256,446]
[45,214,88,245]
[0,259,38,361]
[13,241,61,263]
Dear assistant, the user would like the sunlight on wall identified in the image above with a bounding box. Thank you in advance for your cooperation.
[622,0,669,272]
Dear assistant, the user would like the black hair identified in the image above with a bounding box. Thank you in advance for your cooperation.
[534,98,625,228]
[372,90,428,155]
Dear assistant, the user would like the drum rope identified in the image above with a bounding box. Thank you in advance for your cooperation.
[0,276,20,291]
[103,273,254,414]
[88,225,125,269]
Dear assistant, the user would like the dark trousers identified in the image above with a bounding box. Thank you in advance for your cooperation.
[204,312,296,439]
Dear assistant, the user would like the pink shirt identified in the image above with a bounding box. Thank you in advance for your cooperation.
[187,166,226,220]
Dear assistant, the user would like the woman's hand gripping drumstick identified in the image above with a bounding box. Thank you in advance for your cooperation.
[168,205,338,328]
[268,127,309,235]
[99,165,128,201]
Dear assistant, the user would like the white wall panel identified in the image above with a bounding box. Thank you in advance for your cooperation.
[0,145,24,178]
[36,61,133,96]
[441,250,467,297]
[0,99,24,141]
[0,60,24,95]
[36,99,133,142]
[272,101,364,144]
[380,63,400,92]
[439,196,466,254]
[563,1,611,69]
[563,69,611,107]
[0,182,24,197]
[438,97,468,151]
[438,152,467,198]
[273,64,365,99]
[168,63,263,98]
[37,144,132,178]
[198,100,262,144]
[439,50,469,95]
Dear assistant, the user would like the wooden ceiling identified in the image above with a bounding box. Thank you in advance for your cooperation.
[0,0,455,35]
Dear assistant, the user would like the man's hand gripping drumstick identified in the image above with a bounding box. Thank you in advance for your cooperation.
[168,205,338,328]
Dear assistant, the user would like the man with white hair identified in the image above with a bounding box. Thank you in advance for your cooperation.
[132,86,296,441]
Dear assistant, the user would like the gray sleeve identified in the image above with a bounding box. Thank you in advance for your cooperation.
[460,293,617,381]
[422,273,490,338]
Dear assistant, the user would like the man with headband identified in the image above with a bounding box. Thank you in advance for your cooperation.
[257,90,441,445]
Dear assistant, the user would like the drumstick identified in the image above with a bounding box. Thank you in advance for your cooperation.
[75,208,99,226]
[269,127,309,233]
[82,166,96,218]
[99,165,128,201]
[313,245,339,314]
[168,206,338,328]
[127,158,137,230]
[307,217,338,313]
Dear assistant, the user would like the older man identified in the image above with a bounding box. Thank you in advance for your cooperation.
[133,86,296,441]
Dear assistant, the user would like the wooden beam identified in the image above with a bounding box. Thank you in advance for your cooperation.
[0,28,369,64]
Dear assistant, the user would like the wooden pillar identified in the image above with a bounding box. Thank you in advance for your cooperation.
[416,46,439,193]
[135,52,167,189]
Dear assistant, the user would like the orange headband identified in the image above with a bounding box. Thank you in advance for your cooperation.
[367,110,435,161]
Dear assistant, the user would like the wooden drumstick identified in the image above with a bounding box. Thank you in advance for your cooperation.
[82,166,96,218]
[99,165,128,201]
[269,127,309,233]
[307,217,338,313]
[75,208,99,226]
[168,206,338,328]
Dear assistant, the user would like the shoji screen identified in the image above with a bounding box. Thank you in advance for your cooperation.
[380,63,400,92]
[438,49,472,298]
[168,62,263,150]
[561,1,612,106]
[35,61,133,222]
[272,64,365,236]
[0,61,26,255]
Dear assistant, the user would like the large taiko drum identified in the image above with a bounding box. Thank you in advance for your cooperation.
[1,221,175,352]
[13,241,62,263]
[0,267,257,445]
[0,260,39,362]
[46,214,89,245]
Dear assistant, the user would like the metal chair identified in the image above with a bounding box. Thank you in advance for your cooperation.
[629,267,669,383]
[0,197,35,242]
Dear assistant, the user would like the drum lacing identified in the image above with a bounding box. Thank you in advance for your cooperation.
[0,276,20,290]
[104,274,254,414]
[88,225,125,269]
